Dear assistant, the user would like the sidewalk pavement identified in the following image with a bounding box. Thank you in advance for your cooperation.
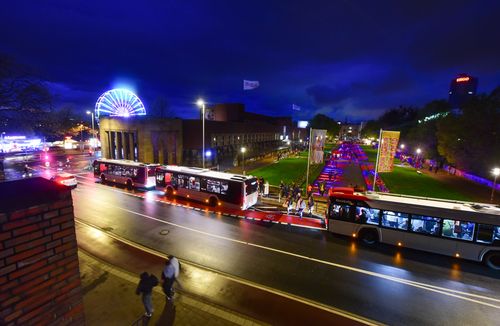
[76,221,367,326]
[79,251,266,326]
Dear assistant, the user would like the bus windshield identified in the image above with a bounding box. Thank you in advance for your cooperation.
[245,178,258,195]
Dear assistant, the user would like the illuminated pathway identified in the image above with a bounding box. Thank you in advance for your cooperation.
[71,175,500,325]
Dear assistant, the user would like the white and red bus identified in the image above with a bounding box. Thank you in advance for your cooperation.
[93,159,159,189]
[327,188,500,269]
[155,165,259,209]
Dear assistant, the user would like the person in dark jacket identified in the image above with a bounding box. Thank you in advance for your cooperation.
[136,272,158,317]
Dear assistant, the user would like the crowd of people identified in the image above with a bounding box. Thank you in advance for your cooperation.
[279,181,315,218]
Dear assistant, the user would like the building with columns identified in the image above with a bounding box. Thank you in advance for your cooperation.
[98,103,299,168]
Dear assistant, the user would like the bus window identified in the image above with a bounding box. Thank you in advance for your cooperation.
[332,204,354,221]
[442,219,474,241]
[381,211,409,230]
[220,181,229,195]
[476,224,500,244]
[188,176,200,191]
[207,179,220,193]
[354,206,380,225]
[410,215,441,236]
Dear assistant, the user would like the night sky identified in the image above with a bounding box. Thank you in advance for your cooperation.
[1,1,499,121]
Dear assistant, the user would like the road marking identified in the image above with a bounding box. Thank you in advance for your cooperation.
[108,205,500,309]
[75,219,380,326]
[75,177,500,307]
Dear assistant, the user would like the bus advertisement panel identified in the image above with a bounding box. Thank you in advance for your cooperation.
[155,166,258,209]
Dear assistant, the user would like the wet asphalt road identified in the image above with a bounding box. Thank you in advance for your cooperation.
[72,176,500,325]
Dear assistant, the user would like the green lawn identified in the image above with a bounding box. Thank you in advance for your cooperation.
[249,155,324,189]
[360,145,378,163]
[360,145,474,201]
[249,157,308,186]
[380,166,473,201]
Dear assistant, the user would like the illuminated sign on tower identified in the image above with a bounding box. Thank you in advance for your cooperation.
[449,74,477,108]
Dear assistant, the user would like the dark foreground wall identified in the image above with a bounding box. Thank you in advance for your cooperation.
[0,178,85,325]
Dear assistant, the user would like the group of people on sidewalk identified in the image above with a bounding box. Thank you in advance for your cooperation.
[279,181,315,218]
[135,255,181,318]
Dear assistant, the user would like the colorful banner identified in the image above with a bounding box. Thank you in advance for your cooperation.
[377,130,400,172]
[310,129,327,164]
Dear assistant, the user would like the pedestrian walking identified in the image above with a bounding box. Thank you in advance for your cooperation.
[286,196,294,215]
[307,184,313,196]
[136,272,158,317]
[307,194,315,216]
[161,255,181,301]
[296,195,306,218]
[319,181,325,197]
[264,180,269,197]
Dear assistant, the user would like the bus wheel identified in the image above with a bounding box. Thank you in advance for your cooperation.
[209,197,217,207]
[100,175,106,184]
[126,180,133,190]
[359,229,378,245]
[484,251,500,270]
[166,187,173,197]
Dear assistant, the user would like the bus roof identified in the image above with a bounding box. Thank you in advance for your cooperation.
[364,191,500,215]
[94,158,159,168]
[157,165,256,182]
[331,187,500,221]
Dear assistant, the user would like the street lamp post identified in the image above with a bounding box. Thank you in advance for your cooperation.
[86,111,95,151]
[241,147,246,175]
[197,99,206,168]
[415,148,422,168]
[491,168,500,203]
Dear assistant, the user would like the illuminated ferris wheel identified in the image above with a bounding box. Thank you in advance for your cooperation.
[95,89,146,118]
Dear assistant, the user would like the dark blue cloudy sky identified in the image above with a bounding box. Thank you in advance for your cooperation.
[1,0,499,121]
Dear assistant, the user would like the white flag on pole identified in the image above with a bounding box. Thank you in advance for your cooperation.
[292,104,301,111]
[243,80,260,90]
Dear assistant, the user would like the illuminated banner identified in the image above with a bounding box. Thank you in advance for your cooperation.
[310,129,327,164]
[377,130,400,173]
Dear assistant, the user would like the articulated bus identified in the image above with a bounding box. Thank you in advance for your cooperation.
[327,188,500,269]
[155,165,259,209]
[93,159,159,189]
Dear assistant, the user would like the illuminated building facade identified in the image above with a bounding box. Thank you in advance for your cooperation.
[98,103,297,168]
[449,74,478,108]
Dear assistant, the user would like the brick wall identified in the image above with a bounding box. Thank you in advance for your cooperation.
[0,178,85,325]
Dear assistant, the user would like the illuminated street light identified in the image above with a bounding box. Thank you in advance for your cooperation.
[491,167,500,203]
[416,148,421,154]
[241,147,246,175]
[86,111,95,151]
[205,150,212,158]
[400,144,405,149]
[196,99,206,168]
